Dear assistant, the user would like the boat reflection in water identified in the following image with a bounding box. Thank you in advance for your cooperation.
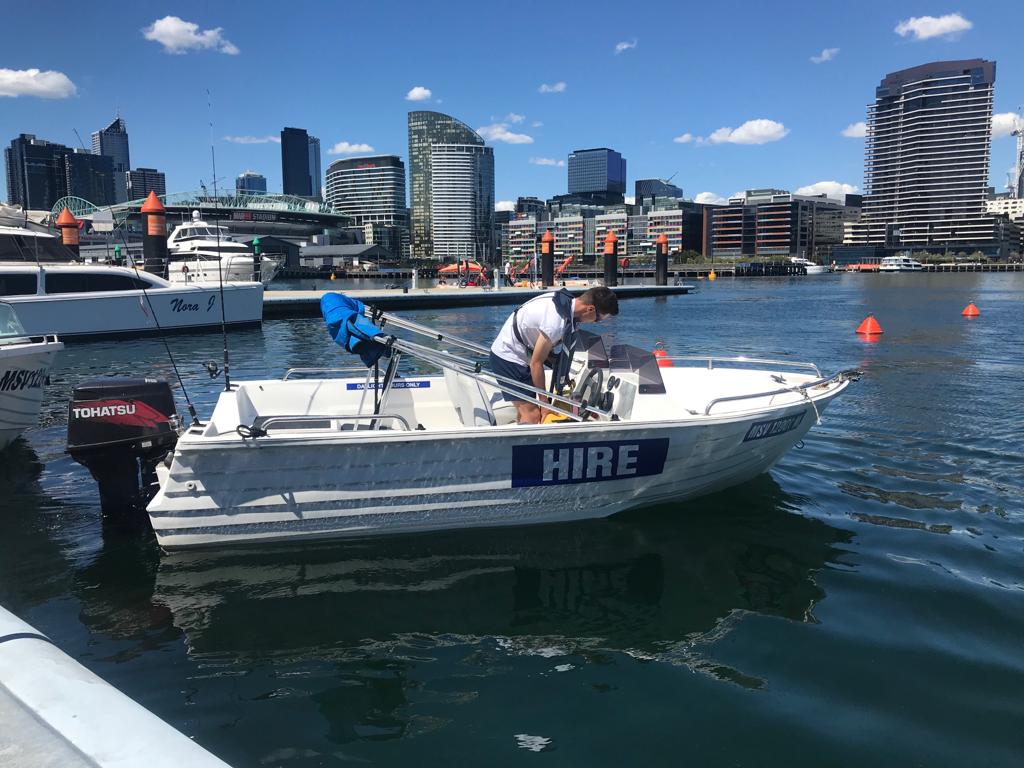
[154,476,850,686]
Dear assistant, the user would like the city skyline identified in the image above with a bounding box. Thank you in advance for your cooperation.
[2,1,1023,209]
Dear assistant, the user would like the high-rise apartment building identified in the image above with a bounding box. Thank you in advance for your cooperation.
[567,148,626,205]
[308,135,322,200]
[429,143,495,261]
[126,167,166,201]
[408,111,495,260]
[92,115,131,203]
[847,59,1000,250]
[5,134,114,210]
[280,127,321,198]
[325,155,406,226]
[326,155,408,259]
[236,171,267,194]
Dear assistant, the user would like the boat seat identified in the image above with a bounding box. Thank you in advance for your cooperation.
[443,368,495,427]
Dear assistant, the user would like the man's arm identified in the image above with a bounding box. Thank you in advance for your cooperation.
[529,331,555,403]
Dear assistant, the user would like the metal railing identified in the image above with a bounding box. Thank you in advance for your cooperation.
[702,369,859,415]
[283,367,373,380]
[667,356,822,377]
[257,413,412,432]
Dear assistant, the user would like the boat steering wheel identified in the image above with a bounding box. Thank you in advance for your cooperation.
[572,366,604,413]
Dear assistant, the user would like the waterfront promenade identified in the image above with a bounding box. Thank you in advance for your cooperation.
[263,283,693,317]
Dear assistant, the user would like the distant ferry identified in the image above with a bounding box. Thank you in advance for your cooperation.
[879,255,924,272]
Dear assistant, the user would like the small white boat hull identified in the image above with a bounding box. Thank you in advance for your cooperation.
[0,335,62,450]
[148,367,848,548]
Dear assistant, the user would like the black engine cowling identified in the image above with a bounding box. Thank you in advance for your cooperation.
[67,378,179,522]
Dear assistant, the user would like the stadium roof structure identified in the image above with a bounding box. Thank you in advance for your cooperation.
[48,190,344,226]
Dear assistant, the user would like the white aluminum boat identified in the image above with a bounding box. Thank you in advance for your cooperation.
[0,225,263,339]
[132,294,858,549]
[879,255,923,272]
[167,212,280,285]
[0,302,61,450]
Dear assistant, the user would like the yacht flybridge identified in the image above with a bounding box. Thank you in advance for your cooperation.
[68,292,859,549]
[166,211,281,285]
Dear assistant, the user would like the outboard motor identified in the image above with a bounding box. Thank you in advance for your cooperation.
[67,379,180,523]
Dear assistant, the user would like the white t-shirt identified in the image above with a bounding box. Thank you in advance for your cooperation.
[491,295,575,365]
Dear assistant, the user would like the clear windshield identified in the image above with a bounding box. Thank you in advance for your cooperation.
[0,301,28,341]
[0,233,78,262]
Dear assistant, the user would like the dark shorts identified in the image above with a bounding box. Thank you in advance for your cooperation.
[489,351,536,403]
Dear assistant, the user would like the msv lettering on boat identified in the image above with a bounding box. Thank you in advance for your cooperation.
[512,438,669,488]
[0,368,48,392]
[743,411,806,442]
[346,380,431,390]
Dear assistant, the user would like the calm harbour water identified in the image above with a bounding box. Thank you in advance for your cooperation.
[2,273,1023,767]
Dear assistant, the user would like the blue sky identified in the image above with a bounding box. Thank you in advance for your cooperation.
[3,1,1022,208]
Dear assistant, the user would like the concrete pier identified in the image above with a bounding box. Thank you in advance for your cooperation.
[0,606,230,767]
[263,283,693,318]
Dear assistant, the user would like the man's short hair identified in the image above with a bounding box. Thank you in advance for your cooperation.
[578,286,619,317]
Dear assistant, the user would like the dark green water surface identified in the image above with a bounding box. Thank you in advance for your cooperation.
[2,273,1022,766]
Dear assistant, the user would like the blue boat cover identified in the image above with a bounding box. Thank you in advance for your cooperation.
[321,292,389,367]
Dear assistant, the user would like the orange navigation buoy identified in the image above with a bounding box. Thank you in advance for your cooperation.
[653,347,673,368]
[961,302,980,317]
[856,314,883,335]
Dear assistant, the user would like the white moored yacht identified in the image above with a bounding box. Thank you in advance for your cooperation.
[0,302,61,450]
[879,255,924,272]
[0,225,263,339]
[167,211,280,285]
[790,257,830,275]
[69,292,859,549]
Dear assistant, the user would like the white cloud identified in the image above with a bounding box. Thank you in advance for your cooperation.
[496,200,516,212]
[531,121,543,128]
[0,68,76,98]
[673,132,694,144]
[328,141,375,155]
[701,119,789,145]
[529,157,565,167]
[477,123,534,144]
[224,135,280,144]
[796,181,860,199]
[895,13,972,41]
[504,113,525,124]
[615,39,637,54]
[405,86,432,101]
[992,113,1022,138]
[810,47,839,64]
[695,192,727,204]
[143,16,239,55]
[841,121,867,138]
[538,81,567,94]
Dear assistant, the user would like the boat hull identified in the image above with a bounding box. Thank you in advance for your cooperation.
[0,337,62,450]
[148,391,843,549]
[4,283,263,339]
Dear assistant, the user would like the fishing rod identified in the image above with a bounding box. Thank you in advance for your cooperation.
[207,89,231,392]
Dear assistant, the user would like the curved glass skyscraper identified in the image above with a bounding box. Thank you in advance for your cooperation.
[408,111,494,260]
